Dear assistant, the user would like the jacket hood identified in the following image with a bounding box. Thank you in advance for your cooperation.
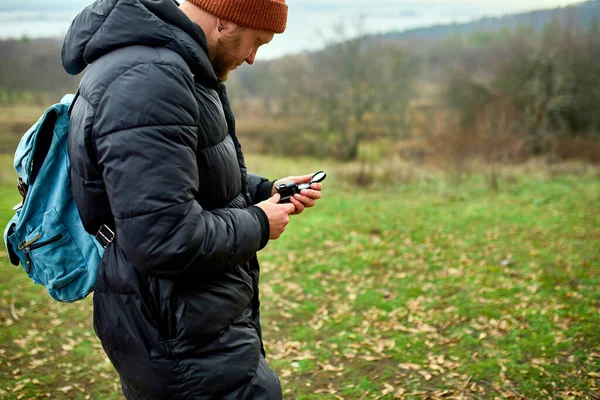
[62,0,214,77]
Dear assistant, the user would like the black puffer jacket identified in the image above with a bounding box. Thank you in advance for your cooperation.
[62,0,281,398]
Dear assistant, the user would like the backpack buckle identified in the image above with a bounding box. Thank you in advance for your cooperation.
[96,224,115,249]
[17,178,28,200]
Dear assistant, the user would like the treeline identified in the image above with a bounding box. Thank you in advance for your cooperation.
[436,21,600,164]
[0,38,79,104]
[1,16,599,166]
[227,20,600,164]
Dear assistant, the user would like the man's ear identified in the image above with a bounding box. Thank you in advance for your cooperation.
[216,18,241,34]
[216,17,231,31]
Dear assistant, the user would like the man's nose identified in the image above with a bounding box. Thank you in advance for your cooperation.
[245,50,257,65]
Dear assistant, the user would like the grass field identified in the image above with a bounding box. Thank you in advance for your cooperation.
[0,153,599,399]
[0,106,47,153]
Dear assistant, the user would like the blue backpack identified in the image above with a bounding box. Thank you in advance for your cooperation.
[3,93,113,302]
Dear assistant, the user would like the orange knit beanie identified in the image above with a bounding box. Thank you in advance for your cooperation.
[188,0,288,34]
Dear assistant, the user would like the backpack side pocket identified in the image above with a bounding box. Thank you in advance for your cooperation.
[22,209,88,301]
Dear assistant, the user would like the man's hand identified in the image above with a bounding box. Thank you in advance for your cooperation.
[272,173,323,215]
[256,194,296,239]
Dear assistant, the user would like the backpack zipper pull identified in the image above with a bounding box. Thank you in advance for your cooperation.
[24,250,32,274]
[17,232,43,250]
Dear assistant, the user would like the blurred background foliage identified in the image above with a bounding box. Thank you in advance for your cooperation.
[1,2,598,190]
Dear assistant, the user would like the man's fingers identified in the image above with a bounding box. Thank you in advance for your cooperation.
[300,189,322,199]
[294,194,315,208]
[290,196,305,214]
[310,183,323,191]
[269,193,281,203]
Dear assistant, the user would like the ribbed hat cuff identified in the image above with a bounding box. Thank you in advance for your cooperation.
[189,0,288,33]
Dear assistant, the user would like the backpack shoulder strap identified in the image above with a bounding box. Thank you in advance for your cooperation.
[67,89,80,116]
[64,89,116,248]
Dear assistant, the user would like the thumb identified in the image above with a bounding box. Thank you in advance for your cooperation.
[284,203,296,214]
[269,193,281,203]
[295,174,313,183]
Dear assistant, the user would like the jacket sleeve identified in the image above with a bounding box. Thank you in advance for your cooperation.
[93,62,269,278]
[247,173,274,204]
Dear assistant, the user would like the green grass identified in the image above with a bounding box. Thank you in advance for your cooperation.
[0,153,599,399]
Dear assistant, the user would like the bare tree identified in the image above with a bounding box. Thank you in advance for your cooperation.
[303,20,417,160]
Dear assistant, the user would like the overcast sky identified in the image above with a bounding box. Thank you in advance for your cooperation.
[0,0,588,14]
[291,0,584,7]
[271,0,588,59]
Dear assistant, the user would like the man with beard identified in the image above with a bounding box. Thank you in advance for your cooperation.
[62,0,322,398]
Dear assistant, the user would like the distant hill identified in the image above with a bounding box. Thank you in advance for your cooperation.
[380,0,600,41]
